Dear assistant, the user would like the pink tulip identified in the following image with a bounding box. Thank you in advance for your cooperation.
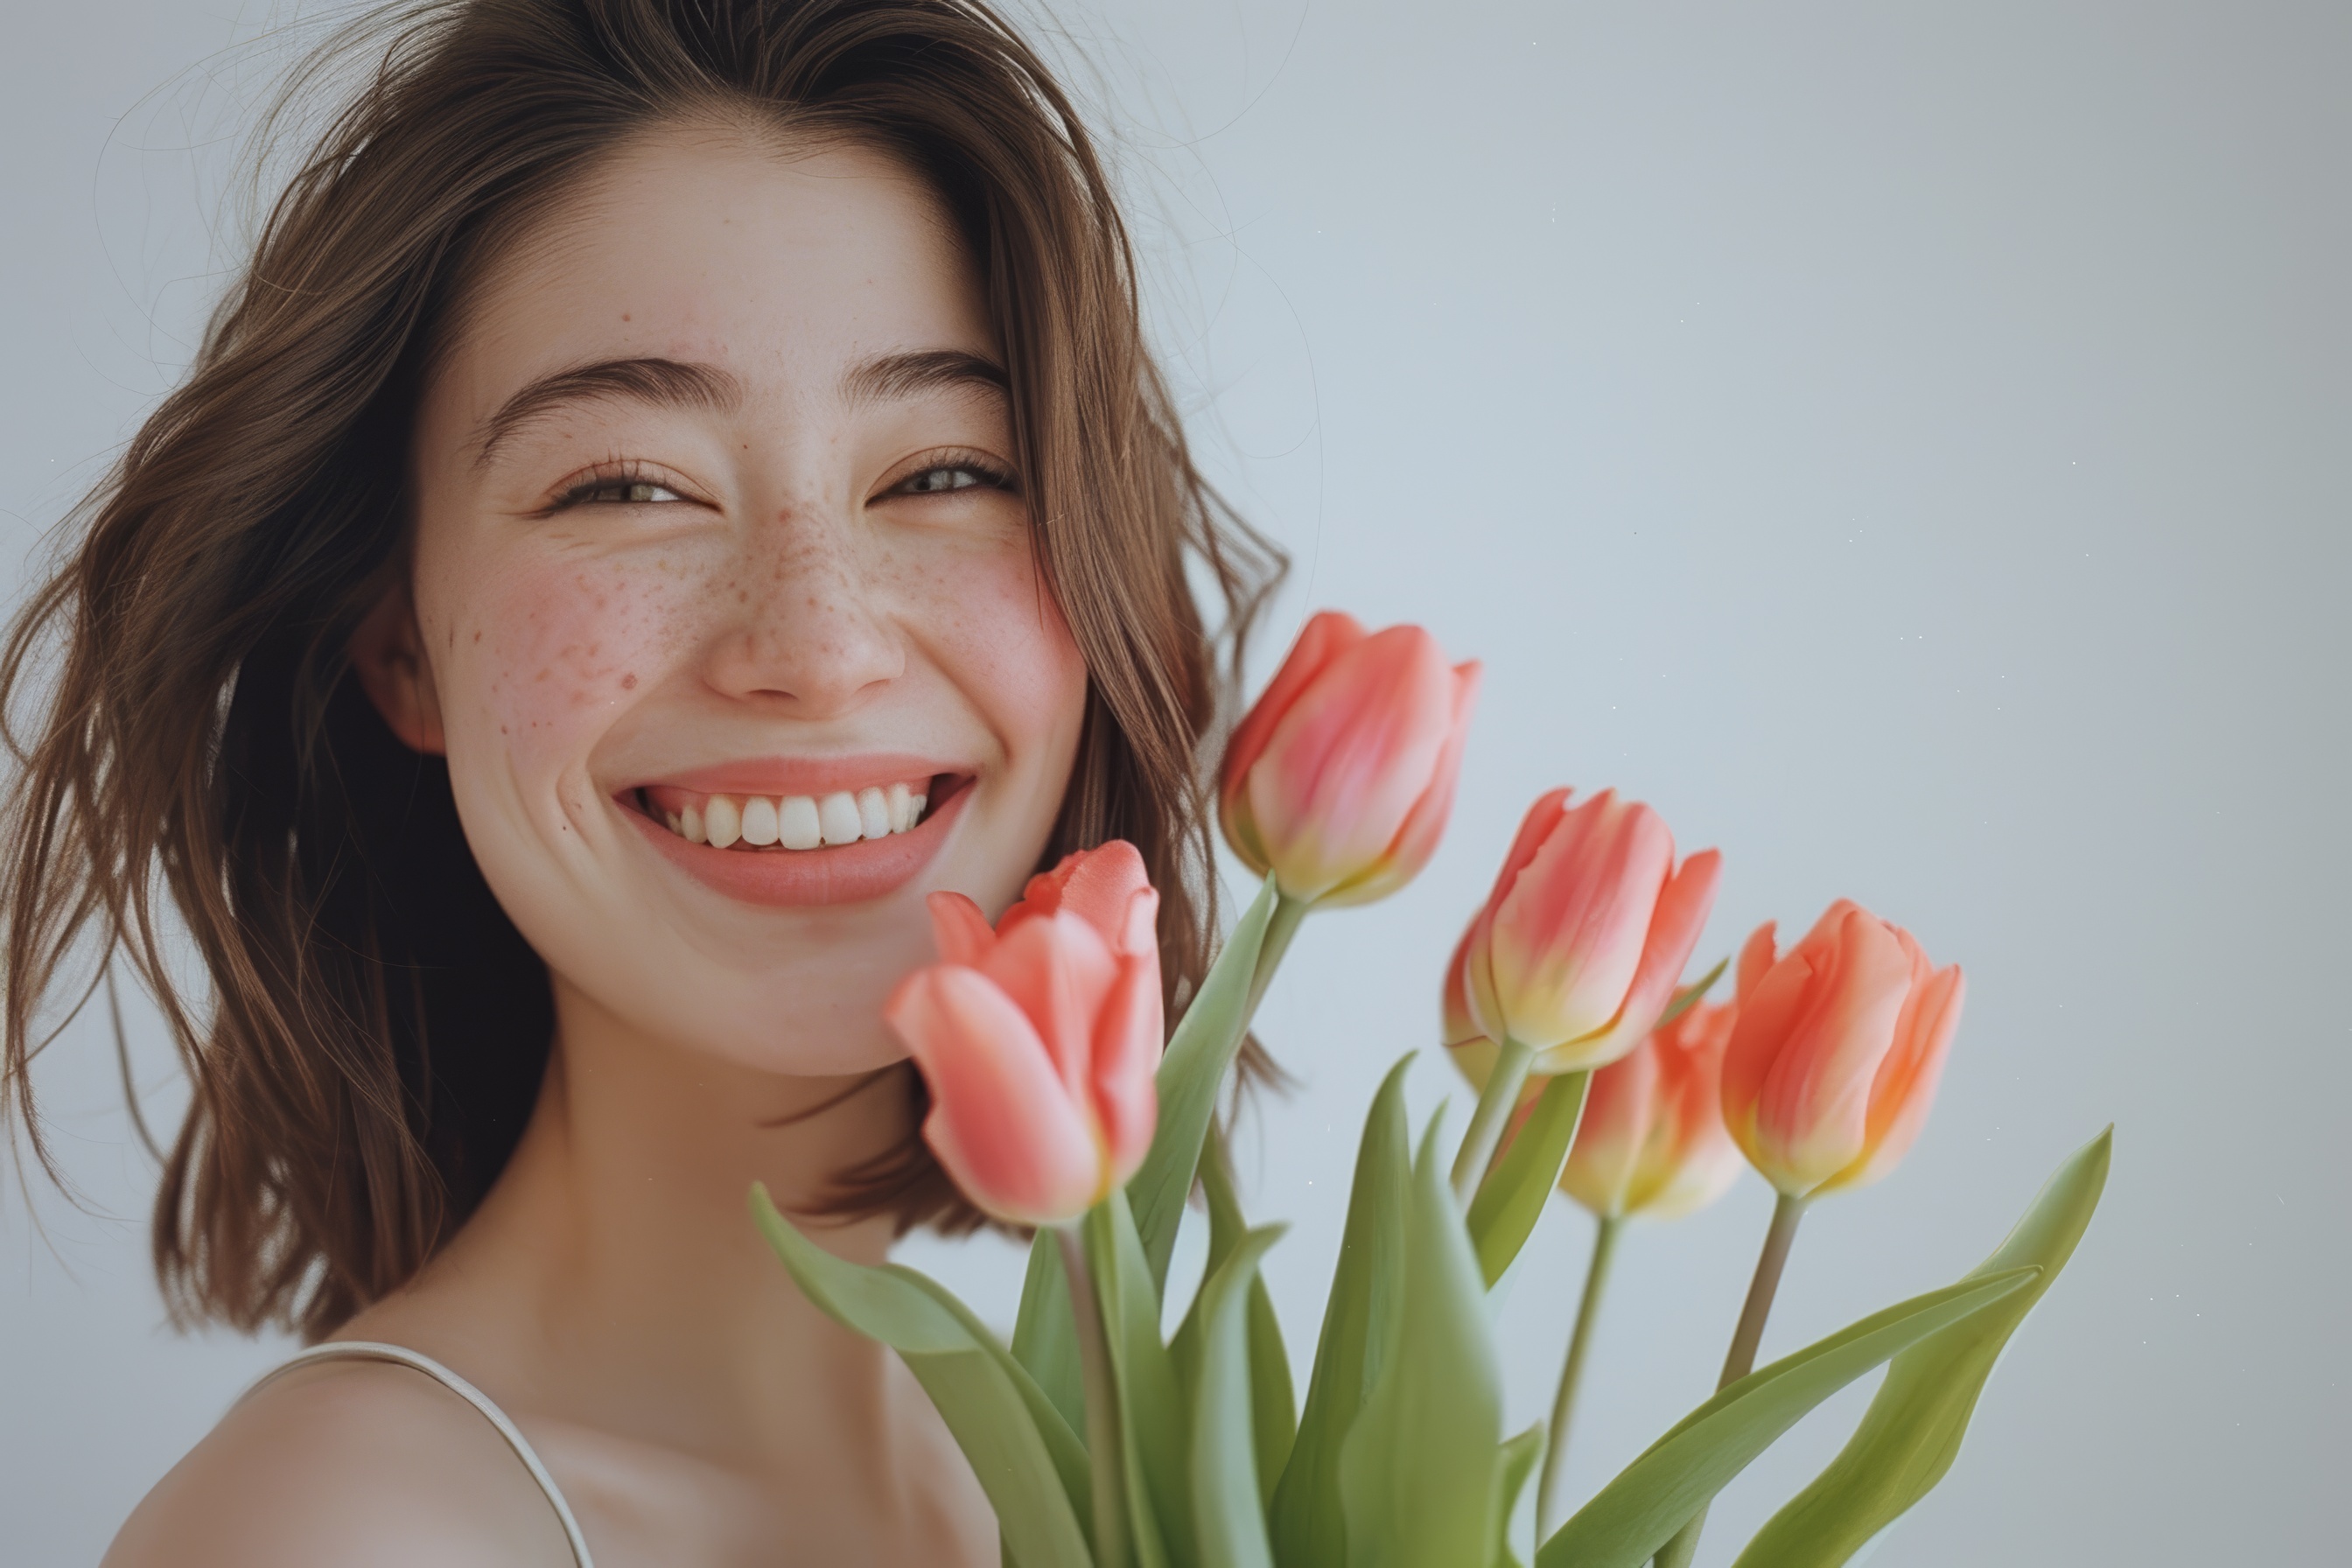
[1560,1001,1745,1221]
[1221,611,1480,906]
[1460,788,1722,1072]
[1718,900,1964,1198]
[886,843,1164,1227]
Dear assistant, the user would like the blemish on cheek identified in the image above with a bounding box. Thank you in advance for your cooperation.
[620,672,639,690]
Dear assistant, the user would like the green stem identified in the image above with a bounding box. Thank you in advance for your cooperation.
[1450,1034,1537,1202]
[1057,1223,1130,1568]
[1536,1214,1620,1540]
[1242,891,1311,1020]
[1718,1192,1808,1389]
[1651,1191,1810,1568]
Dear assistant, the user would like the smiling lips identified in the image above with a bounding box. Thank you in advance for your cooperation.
[622,765,969,906]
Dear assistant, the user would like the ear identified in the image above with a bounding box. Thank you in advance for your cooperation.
[348,574,446,755]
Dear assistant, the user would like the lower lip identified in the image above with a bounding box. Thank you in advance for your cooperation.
[621,782,970,907]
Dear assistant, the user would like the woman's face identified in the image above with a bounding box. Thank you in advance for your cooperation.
[384,127,1088,1076]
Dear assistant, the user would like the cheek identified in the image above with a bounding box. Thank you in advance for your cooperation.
[896,532,1088,746]
[444,555,702,773]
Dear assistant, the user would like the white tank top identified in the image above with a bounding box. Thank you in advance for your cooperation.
[242,1340,595,1566]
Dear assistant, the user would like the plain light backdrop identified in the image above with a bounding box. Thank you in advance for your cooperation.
[4,2,2345,1563]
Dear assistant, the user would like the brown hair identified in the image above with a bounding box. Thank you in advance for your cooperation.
[0,0,1280,1341]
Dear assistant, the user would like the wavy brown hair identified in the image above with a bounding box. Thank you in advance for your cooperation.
[0,0,1280,1341]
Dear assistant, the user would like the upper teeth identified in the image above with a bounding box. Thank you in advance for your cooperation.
[662,782,927,850]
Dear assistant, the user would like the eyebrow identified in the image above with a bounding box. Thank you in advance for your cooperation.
[472,357,744,469]
[841,348,1010,406]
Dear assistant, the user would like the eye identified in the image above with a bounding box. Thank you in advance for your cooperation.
[556,476,690,507]
[885,456,1014,498]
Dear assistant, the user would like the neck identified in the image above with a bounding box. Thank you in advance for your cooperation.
[362,976,923,1468]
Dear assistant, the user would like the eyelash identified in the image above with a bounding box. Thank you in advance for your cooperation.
[885,450,1018,499]
[542,452,1017,514]
[545,462,691,512]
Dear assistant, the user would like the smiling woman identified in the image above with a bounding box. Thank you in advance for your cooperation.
[0,3,1278,1564]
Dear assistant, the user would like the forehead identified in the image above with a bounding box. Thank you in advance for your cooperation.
[431,124,991,418]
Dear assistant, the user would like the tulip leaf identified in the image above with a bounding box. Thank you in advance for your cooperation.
[1653,956,1730,1033]
[1464,1068,1592,1287]
[1267,1054,1413,1568]
[1131,873,1281,1289]
[1495,1423,1549,1568]
[1091,1190,1192,1568]
[1013,1232,1088,1439]
[1194,1128,1298,1505]
[1015,875,1279,1441]
[1339,1112,1510,1568]
[1532,1268,2040,1568]
[1730,1128,2113,1568]
[751,1186,1092,1568]
[1192,1223,1289,1568]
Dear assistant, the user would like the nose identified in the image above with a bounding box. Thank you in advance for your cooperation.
[699,506,903,716]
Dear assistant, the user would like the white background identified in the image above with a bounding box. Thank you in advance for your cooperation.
[4,2,2345,1563]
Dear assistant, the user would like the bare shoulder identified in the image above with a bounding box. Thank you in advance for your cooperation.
[103,1356,578,1568]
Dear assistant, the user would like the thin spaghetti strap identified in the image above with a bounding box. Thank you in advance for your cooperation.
[241,1340,595,1568]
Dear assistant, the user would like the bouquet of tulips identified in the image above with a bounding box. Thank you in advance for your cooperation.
[755,612,2110,1568]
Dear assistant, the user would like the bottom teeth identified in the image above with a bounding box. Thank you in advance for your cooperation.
[651,782,930,851]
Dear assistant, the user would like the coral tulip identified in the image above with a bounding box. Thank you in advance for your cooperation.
[1719,900,1965,1199]
[1560,1001,1744,1221]
[886,843,1163,1227]
[1461,788,1722,1072]
[1221,610,1480,907]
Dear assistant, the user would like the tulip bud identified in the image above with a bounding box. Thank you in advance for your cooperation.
[1718,900,1964,1199]
[1560,1001,1745,1221]
[886,843,1164,1227]
[1460,788,1722,1072]
[1220,611,1480,907]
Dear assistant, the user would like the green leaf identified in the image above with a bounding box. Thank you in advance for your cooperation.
[1340,1112,1510,1568]
[1194,1128,1298,1507]
[1653,956,1730,1033]
[1130,875,1281,1289]
[1192,1224,1289,1568]
[1267,1055,1413,1568]
[1246,1273,1297,1508]
[1464,1069,1591,1288]
[1534,1269,2040,1568]
[1731,1129,2114,1567]
[751,1186,1093,1568]
[1016,876,1279,1442]
[1093,1191,1192,1568]
[1495,1424,1549,1568]
[1013,1231,1087,1439]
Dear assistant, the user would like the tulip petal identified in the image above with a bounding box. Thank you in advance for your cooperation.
[1089,948,1165,1186]
[1441,920,1485,1049]
[977,910,1119,1101]
[1735,920,1781,1003]
[1540,846,1722,1072]
[1821,964,1965,1194]
[1246,624,1460,903]
[926,891,998,967]
[1023,841,1154,951]
[1560,1039,1660,1217]
[1220,611,1367,826]
[886,966,1103,1226]
[1634,1001,1743,1217]
[1465,788,1573,1043]
[1320,659,1482,907]
[1747,911,1915,1194]
[1488,791,1676,1051]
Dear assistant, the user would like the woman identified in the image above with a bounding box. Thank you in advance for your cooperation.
[0,2,1278,1561]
